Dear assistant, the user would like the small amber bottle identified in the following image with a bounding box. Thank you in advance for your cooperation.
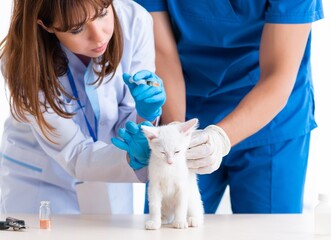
[39,201,51,230]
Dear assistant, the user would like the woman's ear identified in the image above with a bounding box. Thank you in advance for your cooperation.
[37,20,54,33]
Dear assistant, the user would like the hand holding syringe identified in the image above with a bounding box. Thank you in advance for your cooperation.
[122,70,166,121]
[128,77,160,87]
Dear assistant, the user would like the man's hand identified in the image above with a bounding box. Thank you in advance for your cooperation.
[187,125,231,174]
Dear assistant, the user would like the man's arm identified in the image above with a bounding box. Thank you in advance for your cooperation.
[151,12,186,124]
[218,23,312,146]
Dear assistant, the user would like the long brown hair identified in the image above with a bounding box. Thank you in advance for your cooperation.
[0,0,123,138]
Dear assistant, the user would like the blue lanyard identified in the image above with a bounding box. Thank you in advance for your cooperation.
[67,68,98,142]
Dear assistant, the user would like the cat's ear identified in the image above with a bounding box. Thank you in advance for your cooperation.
[141,126,159,141]
[179,118,199,135]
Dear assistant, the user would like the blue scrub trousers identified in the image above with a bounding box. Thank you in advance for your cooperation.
[144,134,310,214]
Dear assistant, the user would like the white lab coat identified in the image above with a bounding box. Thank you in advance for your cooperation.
[0,0,153,214]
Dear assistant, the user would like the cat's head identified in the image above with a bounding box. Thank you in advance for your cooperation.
[141,118,198,165]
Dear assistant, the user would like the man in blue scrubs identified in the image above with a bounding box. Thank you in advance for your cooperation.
[135,0,324,213]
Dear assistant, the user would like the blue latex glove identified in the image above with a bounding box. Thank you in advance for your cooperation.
[111,121,153,170]
[123,70,166,121]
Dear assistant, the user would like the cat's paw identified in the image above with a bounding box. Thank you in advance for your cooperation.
[172,220,188,229]
[161,216,170,225]
[188,217,203,227]
[145,220,161,230]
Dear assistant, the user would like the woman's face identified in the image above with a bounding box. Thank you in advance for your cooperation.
[52,5,115,59]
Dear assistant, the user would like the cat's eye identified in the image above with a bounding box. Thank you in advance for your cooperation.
[175,150,180,154]
[160,151,166,155]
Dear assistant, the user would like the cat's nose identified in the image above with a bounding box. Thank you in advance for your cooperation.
[167,159,173,164]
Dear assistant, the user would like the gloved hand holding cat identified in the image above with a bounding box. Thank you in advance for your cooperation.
[187,125,231,174]
[111,121,153,170]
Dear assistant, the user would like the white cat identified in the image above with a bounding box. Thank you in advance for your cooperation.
[141,118,204,230]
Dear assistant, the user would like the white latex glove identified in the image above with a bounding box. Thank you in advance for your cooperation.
[187,125,231,174]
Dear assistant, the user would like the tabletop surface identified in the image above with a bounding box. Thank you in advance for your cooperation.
[0,214,329,240]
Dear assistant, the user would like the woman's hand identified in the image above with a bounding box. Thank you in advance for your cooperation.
[111,121,153,170]
[123,70,166,122]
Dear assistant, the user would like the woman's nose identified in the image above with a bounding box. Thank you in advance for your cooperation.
[87,22,103,42]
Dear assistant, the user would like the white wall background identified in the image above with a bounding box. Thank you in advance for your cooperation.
[0,1,11,136]
[307,0,331,208]
[0,1,330,214]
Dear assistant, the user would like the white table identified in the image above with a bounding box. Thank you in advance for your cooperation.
[0,214,327,240]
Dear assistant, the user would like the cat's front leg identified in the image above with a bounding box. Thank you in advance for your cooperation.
[145,183,162,230]
[188,174,204,227]
[172,186,188,229]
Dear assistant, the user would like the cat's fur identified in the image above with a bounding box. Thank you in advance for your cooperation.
[141,118,204,230]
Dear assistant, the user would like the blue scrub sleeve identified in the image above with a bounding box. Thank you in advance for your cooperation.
[265,0,324,23]
[134,0,167,12]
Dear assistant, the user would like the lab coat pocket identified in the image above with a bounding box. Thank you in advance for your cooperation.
[0,143,51,213]
[1,142,47,178]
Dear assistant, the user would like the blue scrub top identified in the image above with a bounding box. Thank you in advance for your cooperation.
[135,0,324,149]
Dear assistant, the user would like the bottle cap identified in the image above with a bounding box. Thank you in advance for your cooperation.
[318,193,330,201]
